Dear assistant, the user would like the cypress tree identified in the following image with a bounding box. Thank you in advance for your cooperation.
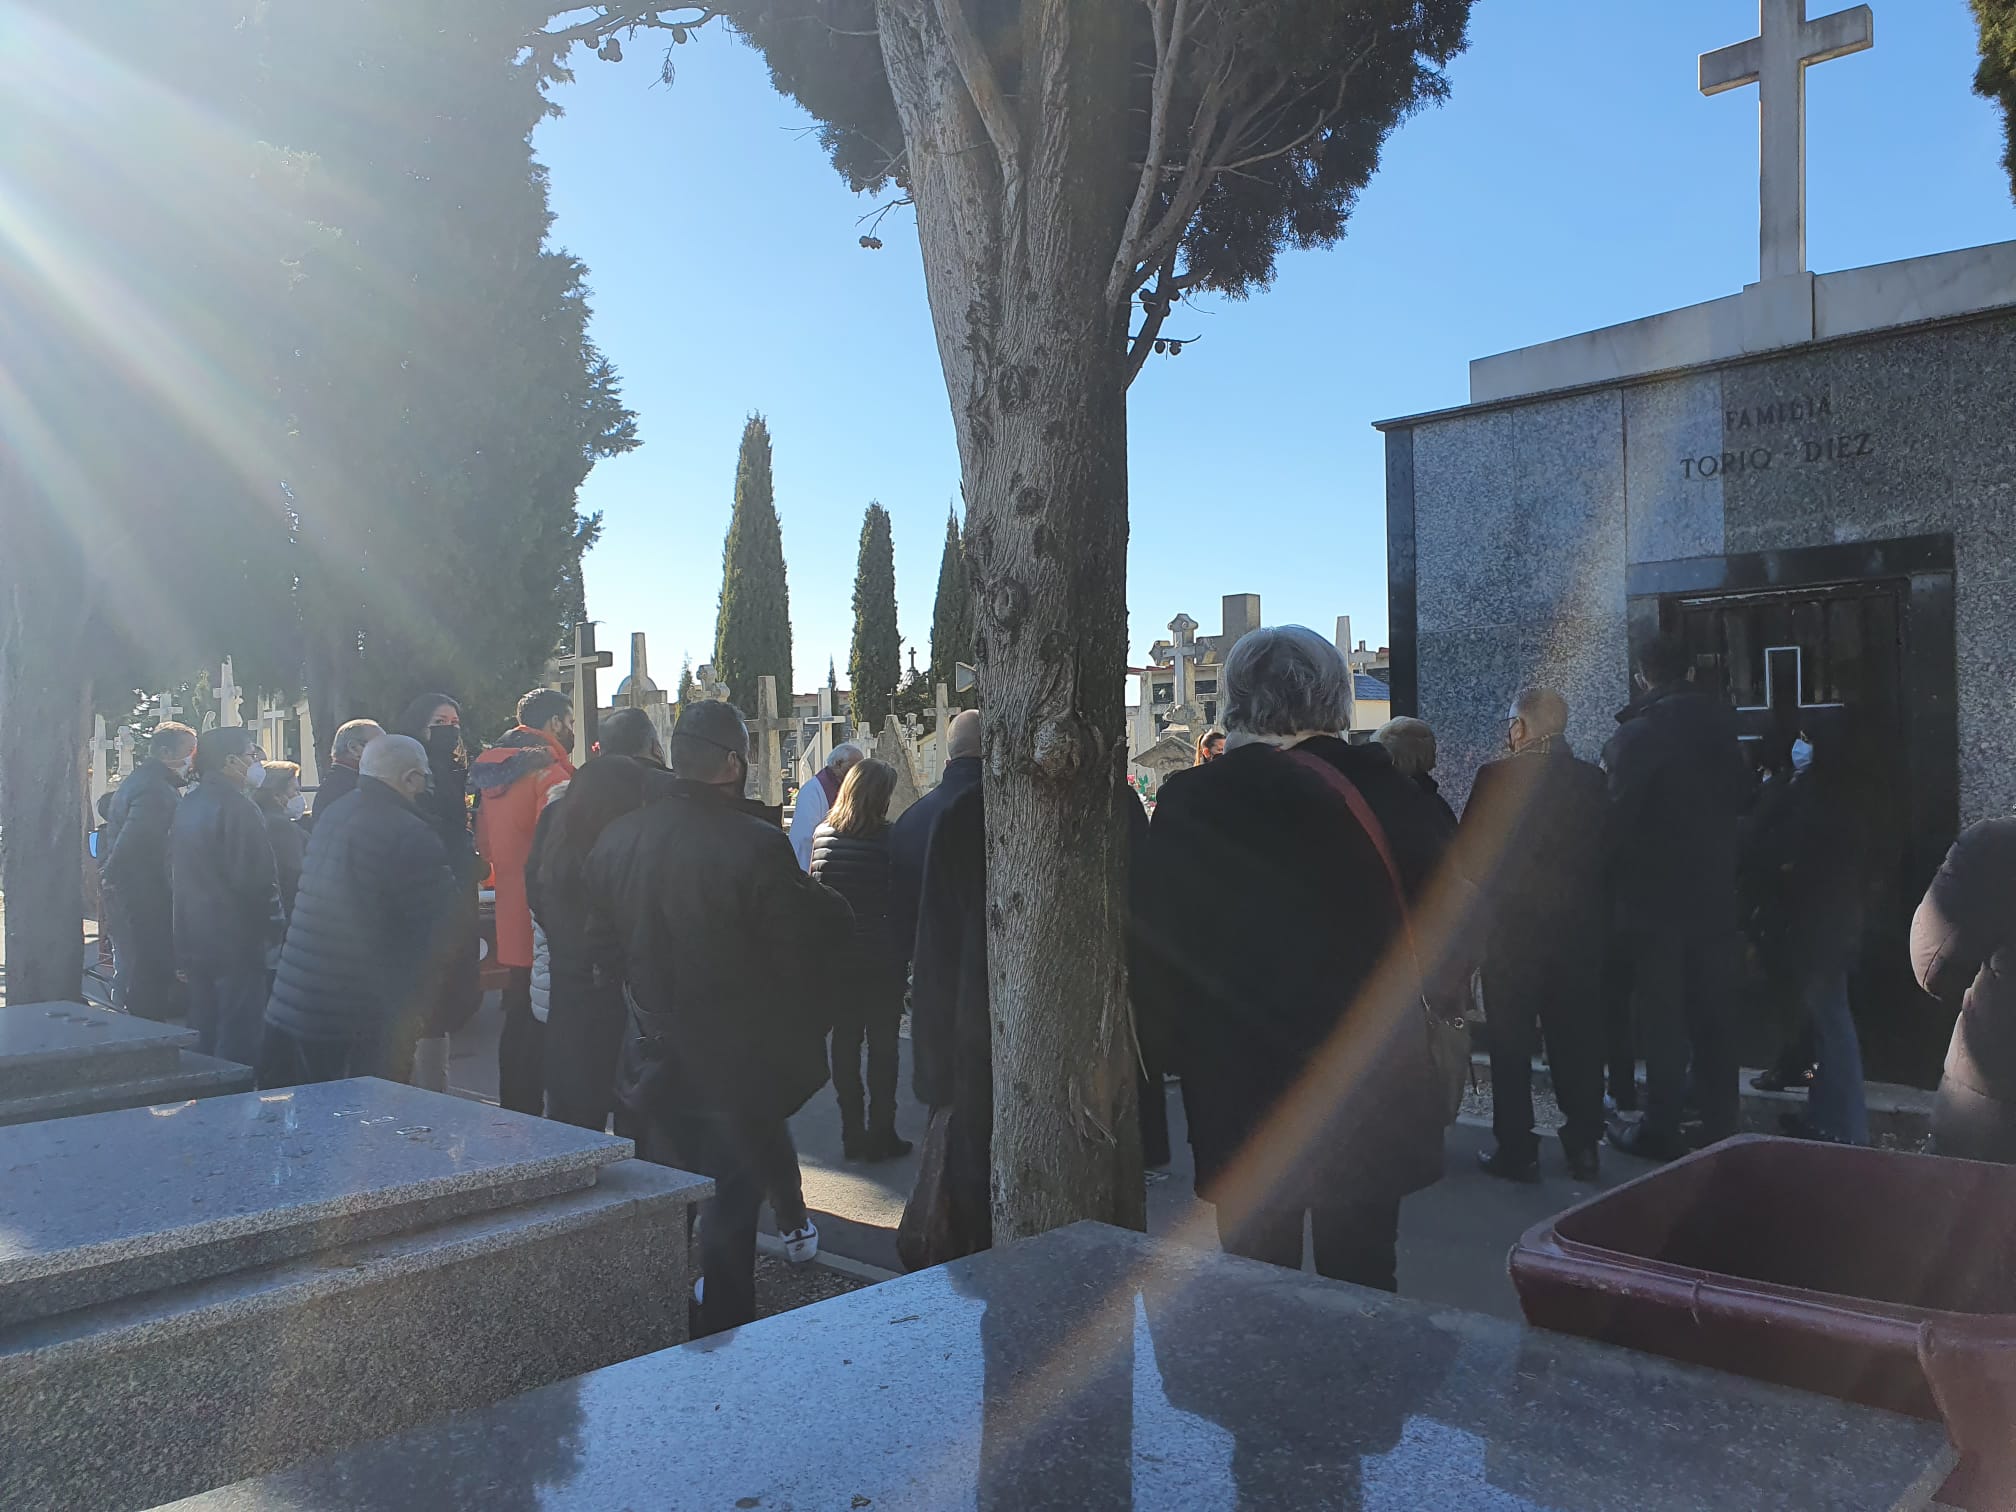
[848,501,900,732]
[1979,0,2016,199]
[928,504,977,707]
[676,655,696,704]
[713,415,793,712]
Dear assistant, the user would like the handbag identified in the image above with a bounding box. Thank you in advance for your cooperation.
[896,1107,965,1272]
[1284,748,1471,1126]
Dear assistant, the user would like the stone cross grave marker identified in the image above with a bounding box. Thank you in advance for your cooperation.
[555,622,614,751]
[293,699,319,788]
[156,688,181,729]
[746,675,791,808]
[214,658,244,729]
[90,716,110,804]
[1164,613,1208,728]
[929,681,952,784]
[806,684,846,775]
[257,695,289,762]
[115,724,134,779]
[1701,1,1874,284]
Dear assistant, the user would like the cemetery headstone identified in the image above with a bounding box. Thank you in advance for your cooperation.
[89,716,110,806]
[0,1001,251,1127]
[929,680,952,784]
[114,724,134,781]
[875,714,922,819]
[214,657,243,729]
[555,622,614,751]
[0,1078,710,1511]
[746,675,790,808]
[173,1223,1955,1512]
[292,699,319,788]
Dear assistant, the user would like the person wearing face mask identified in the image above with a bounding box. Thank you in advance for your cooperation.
[582,699,854,1335]
[250,760,309,920]
[260,735,462,1088]
[471,687,578,1114]
[396,694,485,1088]
[169,727,285,1065]
[102,721,198,1021]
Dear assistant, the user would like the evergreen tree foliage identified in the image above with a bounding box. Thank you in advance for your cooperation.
[676,655,697,704]
[1978,0,2016,199]
[848,502,900,732]
[928,505,977,708]
[713,415,793,712]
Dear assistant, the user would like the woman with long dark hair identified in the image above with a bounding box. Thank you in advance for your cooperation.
[527,753,656,1129]
[396,693,483,1087]
[810,757,911,1160]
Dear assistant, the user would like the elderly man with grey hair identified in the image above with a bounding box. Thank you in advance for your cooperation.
[1137,625,1452,1292]
[1375,717,1458,832]
[1456,686,1611,1184]
[585,699,854,1335]
[261,734,460,1089]
[310,717,385,825]
[791,739,867,871]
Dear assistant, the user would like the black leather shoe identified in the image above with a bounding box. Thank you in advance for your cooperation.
[841,1124,868,1161]
[1607,1116,1688,1163]
[1752,1065,1816,1093]
[865,1128,913,1162]
[1564,1145,1601,1183]
[1477,1146,1541,1184]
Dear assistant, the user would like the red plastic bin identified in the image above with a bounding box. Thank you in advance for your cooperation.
[1510,1135,2016,1507]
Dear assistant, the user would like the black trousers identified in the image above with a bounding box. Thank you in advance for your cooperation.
[1631,928,1742,1143]
[1483,956,1605,1160]
[544,981,626,1132]
[256,1018,407,1089]
[648,1111,806,1335]
[497,966,545,1116]
[1217,1196,1403,1293]
[186,964,269,1067]
[1601,947,1638,1110]
[830,984,901,1135]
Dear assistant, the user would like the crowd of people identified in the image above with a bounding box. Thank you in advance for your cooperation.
[87,623,2016,1329]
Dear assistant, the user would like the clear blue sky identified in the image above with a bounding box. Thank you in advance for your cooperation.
[533,1,2015,697]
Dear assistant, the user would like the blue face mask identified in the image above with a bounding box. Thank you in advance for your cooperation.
[1790,738,1814,775]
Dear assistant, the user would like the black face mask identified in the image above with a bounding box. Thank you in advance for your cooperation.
[424,725,465,768]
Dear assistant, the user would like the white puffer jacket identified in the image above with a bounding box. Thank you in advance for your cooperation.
[527,779,571,1025]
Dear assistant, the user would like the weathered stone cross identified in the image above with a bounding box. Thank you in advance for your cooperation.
[555,622,614,750]
[1701,0,1875,284]
[214,658,244,729]
[746,675,791,808]
[1166,613,1206,715]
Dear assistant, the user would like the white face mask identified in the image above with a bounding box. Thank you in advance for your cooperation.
[1790,738,1814,775]
[284,791,307,820]
[242,758,266,792]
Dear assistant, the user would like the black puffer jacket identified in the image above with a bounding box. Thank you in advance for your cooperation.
[267,778,459,1045]
[1915,819,2016,1103]
[170,774,283,971]
[810,822,899,985]
[584,781,854,1123]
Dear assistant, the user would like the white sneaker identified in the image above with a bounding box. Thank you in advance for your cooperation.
[782,1221,819,1264]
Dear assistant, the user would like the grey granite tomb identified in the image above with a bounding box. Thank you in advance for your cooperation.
[0,1000,253,1126]
[170,1222,1954,1512]
[0,1077,710,1511]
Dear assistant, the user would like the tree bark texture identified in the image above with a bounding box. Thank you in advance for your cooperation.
[878,0,1145,1240]
[0,466,90,1007]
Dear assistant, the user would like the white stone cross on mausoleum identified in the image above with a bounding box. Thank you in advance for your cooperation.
[1166,614,1206,711]
[1701,1,1875,284]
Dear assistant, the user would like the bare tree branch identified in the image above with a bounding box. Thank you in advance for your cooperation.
[1107,0,1192,309]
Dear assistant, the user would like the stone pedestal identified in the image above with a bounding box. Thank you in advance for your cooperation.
[172,1223,1952,1511]
[0,1078,709,1510]
[0,1002,252,1127]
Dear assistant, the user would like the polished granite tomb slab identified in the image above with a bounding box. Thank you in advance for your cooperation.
[0,1078,710,1511]
[0,1001,253,1123]
[172,1222,1955,1512]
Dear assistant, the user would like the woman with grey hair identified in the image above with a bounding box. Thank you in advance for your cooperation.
[1137,625,1451,1291]
[1375,717,1458,831]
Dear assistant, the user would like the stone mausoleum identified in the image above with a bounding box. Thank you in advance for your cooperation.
[1378,1,2016,1081]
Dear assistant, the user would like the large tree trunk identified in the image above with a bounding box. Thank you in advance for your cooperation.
[0,471,89,1007]
[879,0,1144,1240]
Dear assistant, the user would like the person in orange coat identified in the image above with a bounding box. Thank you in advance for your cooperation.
[473,687,577,1113]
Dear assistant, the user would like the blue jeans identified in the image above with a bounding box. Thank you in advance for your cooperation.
[1805,968,1869,1146]
[185,965,269,1068]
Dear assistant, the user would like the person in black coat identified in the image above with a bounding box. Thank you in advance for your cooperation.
[811,758,911,1161]
[1916,810,2016,1164]
[582,699,854,1335]
[309,718,383,826]
[1374,716,1460,835]
[395,695,483,1056]
[1601,632,1754,1159]
[1137,626,1446,1293]
[250,761,308,920]
[888,709,983,978]
[260,735,460,1088]
[170,727,284,1066]
[525,754,656,1130]
[101,721,196,1020]
[1459,688,1611,1182]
